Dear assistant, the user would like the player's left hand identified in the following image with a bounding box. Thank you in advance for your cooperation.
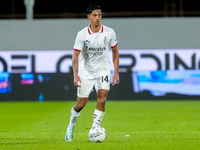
[112,74,119,86]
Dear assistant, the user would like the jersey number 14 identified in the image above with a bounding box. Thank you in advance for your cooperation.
[102,75,109,83]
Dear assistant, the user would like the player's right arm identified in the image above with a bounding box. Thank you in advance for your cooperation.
[72,50,81,87]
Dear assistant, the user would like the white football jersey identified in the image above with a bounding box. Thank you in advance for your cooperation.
[73,24,118,79]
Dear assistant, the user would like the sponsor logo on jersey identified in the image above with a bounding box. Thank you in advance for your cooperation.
[86,47,106,56]
[87,47,106,52]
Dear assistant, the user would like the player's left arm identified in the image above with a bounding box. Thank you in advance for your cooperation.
[111,46,119,86]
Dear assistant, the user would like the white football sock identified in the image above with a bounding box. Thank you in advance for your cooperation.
[92,109,105,127]
[68,106,81,128]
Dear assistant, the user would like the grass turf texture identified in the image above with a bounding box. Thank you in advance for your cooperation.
[0,101,200,150]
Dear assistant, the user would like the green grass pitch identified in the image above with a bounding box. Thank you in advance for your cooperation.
[0,100,200,150]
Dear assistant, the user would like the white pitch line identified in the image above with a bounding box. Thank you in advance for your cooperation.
[0,131,200,135]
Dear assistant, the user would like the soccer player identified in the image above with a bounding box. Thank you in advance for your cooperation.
[65,4,119,141]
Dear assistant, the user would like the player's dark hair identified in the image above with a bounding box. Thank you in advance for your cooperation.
[86,4,101,14]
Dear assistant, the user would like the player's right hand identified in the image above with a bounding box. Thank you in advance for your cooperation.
[73,74,81,87]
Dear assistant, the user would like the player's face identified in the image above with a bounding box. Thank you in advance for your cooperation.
[88,9,102,27]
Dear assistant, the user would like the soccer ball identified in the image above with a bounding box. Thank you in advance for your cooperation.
[88,126,107,143]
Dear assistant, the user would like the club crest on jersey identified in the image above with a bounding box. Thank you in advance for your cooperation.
[104,36,108,47]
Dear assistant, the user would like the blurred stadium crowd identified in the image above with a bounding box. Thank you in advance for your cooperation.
[0,0,200,19]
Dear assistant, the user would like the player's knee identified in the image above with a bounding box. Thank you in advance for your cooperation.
[97,97,106,104]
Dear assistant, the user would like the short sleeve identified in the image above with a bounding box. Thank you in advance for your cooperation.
[110,30,118,48]
[73,32,84,51]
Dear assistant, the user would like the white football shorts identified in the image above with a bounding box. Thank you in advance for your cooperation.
[77,75,110,98]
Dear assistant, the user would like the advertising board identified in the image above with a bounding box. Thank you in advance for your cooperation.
[0,49,200,100]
